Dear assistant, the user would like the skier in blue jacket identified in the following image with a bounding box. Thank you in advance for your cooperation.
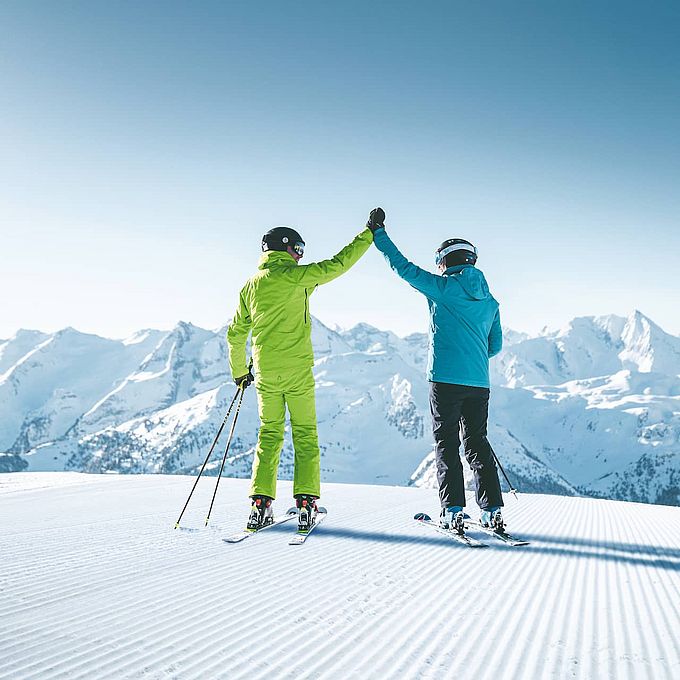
[366,207,505,534]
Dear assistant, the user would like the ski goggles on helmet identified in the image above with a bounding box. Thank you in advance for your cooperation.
[435,241,477,265]
[278,234,305,257]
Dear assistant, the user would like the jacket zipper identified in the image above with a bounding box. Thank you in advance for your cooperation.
[304,288,308,324]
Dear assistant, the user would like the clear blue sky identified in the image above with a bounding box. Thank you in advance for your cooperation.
[2,0,679,339]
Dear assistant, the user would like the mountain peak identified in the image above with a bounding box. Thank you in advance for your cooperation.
[346,322,381,334]
[616,309,680,374]
[8,329,49,342]
[174,320,200,332]
[167,321,215,343]
[625,309,662,333]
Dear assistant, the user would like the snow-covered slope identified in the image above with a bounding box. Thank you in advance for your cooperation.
[1,311,679,505]
[0,473,678,680]
[76,322,226,436]
[0,330,49,374]
[490,311,680,387]
[0,328,163,455]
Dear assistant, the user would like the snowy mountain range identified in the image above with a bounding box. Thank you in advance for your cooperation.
[1,311,679,506]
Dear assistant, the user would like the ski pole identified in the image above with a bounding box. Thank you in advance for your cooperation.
[204,383,247,527]
[490,446,519,500]
[173,386,241,529]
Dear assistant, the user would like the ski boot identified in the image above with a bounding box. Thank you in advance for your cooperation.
[440,506,465,534]
[295,494,318,532]
[480,507,504,532]
[247,495,274,531]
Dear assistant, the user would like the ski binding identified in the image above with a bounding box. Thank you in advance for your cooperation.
[464,518,530,546]
[224,507,298,543]
[414,512,487,548]
[289,507,328,545]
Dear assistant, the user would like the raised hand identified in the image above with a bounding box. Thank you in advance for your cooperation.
[366,207,386,233]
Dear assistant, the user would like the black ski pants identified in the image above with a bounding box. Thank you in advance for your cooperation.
[429,382,503,510]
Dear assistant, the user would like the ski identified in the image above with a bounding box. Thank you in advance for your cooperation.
[223,508,298,543]
[289,507,328,545]
[414,513,487,548]
[464,519,530,546]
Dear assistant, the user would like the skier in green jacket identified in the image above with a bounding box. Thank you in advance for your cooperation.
[227,224,373,531]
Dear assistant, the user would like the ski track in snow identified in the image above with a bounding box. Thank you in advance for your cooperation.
[1,473,679,680]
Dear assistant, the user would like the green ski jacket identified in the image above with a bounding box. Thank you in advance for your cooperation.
[227,228,373,379]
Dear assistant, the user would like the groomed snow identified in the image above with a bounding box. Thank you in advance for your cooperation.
[1,473,679,679]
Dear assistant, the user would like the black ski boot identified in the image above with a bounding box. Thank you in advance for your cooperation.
[295,494,318,532]
[247,495,274,531]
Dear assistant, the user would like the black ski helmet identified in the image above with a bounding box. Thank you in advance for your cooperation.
[261,226,305,256]
[435,238,478,268]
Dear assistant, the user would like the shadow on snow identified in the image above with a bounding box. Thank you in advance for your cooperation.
[312,525,680,572]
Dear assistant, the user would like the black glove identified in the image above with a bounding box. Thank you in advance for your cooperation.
[366,207,386,233]
[235,370,254,389]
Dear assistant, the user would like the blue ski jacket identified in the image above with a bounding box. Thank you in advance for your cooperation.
[373,228,502,388]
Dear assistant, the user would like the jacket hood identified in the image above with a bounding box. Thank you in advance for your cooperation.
[258,250,298,270]
[445,264,490,300]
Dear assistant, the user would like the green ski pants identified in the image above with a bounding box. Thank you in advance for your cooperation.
[250,368,320,500]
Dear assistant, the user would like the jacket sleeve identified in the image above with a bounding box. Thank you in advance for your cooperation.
[287,228,373,287]
[373,228,445,301]
[488,308,503,358]
[226,286,252,379]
